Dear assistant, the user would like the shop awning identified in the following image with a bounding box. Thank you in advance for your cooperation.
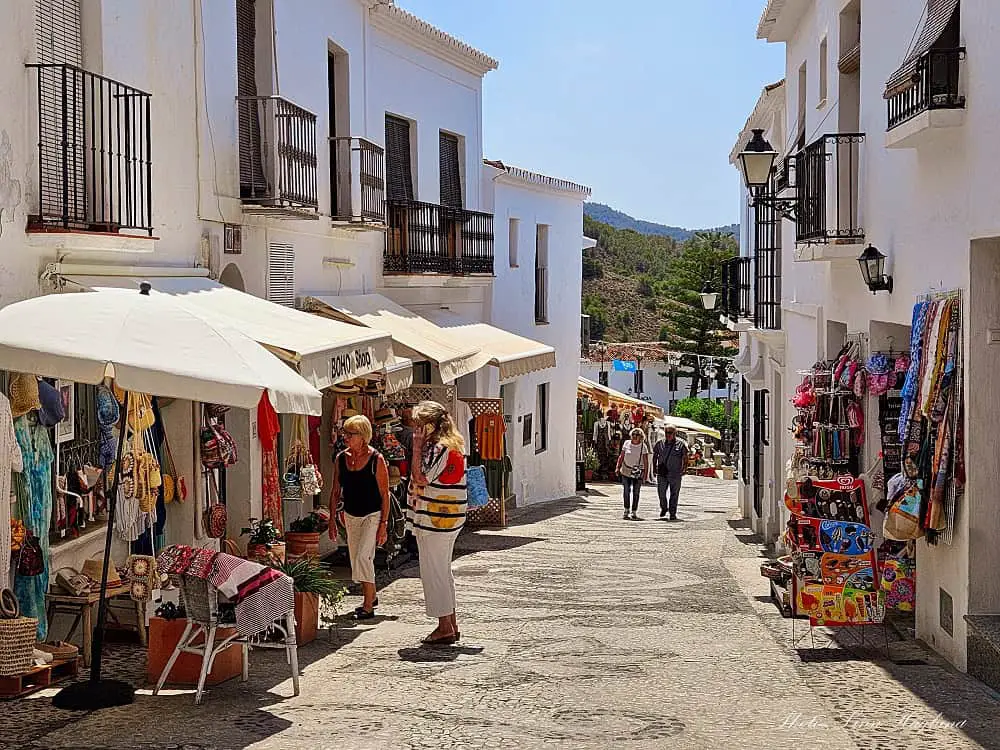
[657,415,721,440]
[385,355,414,394]
[884,0,959,98]
[577,376,664,419]
[0,288,321,414]
[304,294,483,384]
[60,276,393,391]
[420,308,556,381]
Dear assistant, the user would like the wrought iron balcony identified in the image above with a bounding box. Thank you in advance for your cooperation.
[887,48,965,131]
[26,64,153,235]
[330,136,385,226]
[238,95,318,215]
[384,199,494,275]
[720,257,752,322]
[790,133,865,245]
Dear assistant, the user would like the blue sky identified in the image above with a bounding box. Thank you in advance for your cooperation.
[398,0,784,229]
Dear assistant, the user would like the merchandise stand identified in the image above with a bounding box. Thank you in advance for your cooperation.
[460,398,509,529]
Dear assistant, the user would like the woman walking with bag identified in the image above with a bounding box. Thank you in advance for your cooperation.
[409,401,467,645]
[328,415,389,620]
[616,428,649,520]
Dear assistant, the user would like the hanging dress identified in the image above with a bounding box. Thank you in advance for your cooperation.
[0,394,23,591]
[13,415,53,640]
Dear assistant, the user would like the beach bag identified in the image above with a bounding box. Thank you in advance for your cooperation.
[201,417,238,469]
[300,464,323,497]
[466,465,489,509]
[16,533,44,577]
[884,479,925,541]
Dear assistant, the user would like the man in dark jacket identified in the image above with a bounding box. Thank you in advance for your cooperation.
[653,426,688,520]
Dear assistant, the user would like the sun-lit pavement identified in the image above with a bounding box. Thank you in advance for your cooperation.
[8,476,1000,749]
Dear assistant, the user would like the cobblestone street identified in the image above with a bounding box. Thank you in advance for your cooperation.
[6,477,1000,749]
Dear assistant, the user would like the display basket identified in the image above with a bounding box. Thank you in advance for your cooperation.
[0,617,38,677]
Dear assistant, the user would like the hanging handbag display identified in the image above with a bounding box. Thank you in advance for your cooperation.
[9,518,25,552]
[203,470,228,539]
[12,472,43,577]
[200,412,238,469]
[281,442,306,502]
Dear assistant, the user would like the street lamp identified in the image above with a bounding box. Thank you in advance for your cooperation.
[737,128,798,220]
[857,244,893,294]
[699,281,718,311]
[704,362,719,381]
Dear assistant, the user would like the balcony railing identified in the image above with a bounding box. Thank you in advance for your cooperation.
[887,48,965,131]
[384,199,494,275]
[753,184,782,331]
[238,95,318,213]
[720,257,751,321]
[27,64,153,235]
[330,136,385,225]
[793,133,865,245]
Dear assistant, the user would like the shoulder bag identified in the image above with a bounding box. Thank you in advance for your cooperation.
[466,464,489,509]
[203,470,228,539]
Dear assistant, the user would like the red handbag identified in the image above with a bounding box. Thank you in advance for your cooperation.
[200,418,238,469]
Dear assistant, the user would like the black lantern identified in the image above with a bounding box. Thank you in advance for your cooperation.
[857,244,893,294]
[738,129,779,190]
[699,281,718,311]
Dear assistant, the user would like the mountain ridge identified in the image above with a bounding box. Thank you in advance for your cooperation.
[585,202,738,241]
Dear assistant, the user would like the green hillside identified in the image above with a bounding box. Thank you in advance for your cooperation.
[582,215,737,353]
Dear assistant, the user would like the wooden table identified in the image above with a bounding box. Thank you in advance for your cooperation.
[46,584,147,667]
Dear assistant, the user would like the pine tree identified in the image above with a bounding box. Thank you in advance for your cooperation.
[657,231,738,396]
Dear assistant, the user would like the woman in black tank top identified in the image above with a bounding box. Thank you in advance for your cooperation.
[329,415,390,619]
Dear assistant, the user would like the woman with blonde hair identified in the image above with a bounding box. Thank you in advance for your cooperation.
[408,400,467,644]
[328,414,390,620]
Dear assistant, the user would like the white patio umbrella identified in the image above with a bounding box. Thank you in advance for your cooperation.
[0,286,322,415]
[0,285,320,710]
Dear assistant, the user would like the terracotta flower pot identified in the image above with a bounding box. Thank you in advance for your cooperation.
[247,541,285,564]
[585,470,594,481]
[294,591,319,646]
[285,532,320,560]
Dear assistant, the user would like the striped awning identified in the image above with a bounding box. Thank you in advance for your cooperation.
[884,0,959,98]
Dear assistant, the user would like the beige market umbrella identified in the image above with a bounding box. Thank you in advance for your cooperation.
[0,284,320,710]
[0,285,322,415]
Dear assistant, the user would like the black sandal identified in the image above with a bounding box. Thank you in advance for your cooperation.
[422,631,458,645]
[352,607,376,621]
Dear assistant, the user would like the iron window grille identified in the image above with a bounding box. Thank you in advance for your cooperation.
[330,136,385,224]
[238,95,319,212]
[887,48,965,130]
[27,64,153,235]
[384,199,494,275]
[754,175,782,331]
[793,133,865,245]
[721,257,752,321]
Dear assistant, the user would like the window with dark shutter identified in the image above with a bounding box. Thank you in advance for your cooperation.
[439,132,463,209]
[385,115,414,201]
[237,0,266,198]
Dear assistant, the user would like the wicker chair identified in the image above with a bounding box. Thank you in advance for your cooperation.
[153,575,300,704]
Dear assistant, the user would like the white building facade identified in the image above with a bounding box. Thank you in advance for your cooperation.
[737,0,1000,684]
[485,163,591,505]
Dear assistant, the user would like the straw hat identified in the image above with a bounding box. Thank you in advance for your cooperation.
[388,465,402,487]
[341,408,360,419]
[82,556,122,588]
[9,373,41,418]
[374,406,397,424]
[330,381,360,395]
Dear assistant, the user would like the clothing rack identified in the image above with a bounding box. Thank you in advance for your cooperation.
[461,397,508,529]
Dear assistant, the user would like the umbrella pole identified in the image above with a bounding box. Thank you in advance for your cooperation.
[53,388,135,709]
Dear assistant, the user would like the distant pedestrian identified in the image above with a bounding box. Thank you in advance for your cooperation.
[653,425,688,520]
[616,428,649,520]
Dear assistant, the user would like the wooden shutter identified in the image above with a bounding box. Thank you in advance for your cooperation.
[385,115,413,201]
[439,132,462,209]
[35,0,82,65]
[237,0,266,197]
[266,241,295,307]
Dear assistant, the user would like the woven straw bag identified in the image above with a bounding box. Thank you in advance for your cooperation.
[0,617,38,676]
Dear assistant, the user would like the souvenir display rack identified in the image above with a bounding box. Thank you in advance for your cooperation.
[461,398,509,529]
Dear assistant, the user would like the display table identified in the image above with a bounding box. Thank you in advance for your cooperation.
[46,584,146,667]
[146,616,243,687]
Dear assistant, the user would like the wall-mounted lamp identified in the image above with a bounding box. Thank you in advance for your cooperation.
[857,244,893,294]
[699,281,719,311]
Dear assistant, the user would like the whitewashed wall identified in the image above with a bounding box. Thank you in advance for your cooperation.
[486,172,585,505]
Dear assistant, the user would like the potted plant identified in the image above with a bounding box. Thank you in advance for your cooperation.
[285,510,330,560]
[270,557,346,645]
[240,518,285,564]
[584,448,599,481]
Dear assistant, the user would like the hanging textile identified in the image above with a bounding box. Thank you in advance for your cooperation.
[0,394,23,591]
[13,415,53,640]
[258,392,283,533]
[131,397,168,556]
[474,413,505,461]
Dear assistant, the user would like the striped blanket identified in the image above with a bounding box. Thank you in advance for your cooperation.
[208,553,294,637]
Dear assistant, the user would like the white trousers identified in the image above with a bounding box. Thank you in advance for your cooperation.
[415,527,460,618]
[344,511,381,584]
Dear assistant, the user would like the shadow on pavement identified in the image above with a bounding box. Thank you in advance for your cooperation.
[397,644,486,662]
